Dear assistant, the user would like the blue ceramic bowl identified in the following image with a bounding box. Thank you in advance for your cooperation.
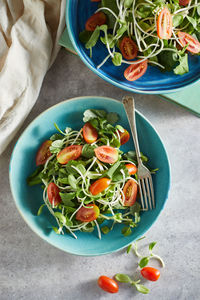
[66,0,200,94]
[9,96,170,256]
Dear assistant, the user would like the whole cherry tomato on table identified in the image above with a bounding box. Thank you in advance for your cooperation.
[98,276,119,293]
[141,267,160,281]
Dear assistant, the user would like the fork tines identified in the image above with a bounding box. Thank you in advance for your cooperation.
[138,176,155,211]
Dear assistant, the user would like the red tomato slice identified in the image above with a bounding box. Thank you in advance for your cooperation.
[89,178,111,195]
[157,8,172,39]
[91,0,101,2]
[94,146,118,164]
[47,182,61,207]
[120,37,138,60]
[76,204,100,222]
[124,60,148,81]
[83,122,98,144]
[57,145,82,164]
[36,140,52,166]
[125,163,137,175]
[179,0,190,5]
[141,267,160,281]
[117,128,130,145]
[122,179,138,206]
[98,276,119,294]
[85,12,106,31]
[178,31,200,54]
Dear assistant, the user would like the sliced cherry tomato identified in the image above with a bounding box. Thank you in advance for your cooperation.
[57,145,82,165]
[83,122,98,144]
[157,8,172,39]
[36,140,52,166]
[141,267,160,281]
[98,276,119,294]
[47,182,61,207]
[117,128,130,145]
[124,60,148,81]
[177,31,200,54]
[89,178,111,195]
[179,0,190,5]
[125,163,137,175]
[91,0,101,2]
[120,37,138,60]
[85,12,106,31]
[76,204,100,222]
[123,179,138,206]
[94,146,118,164]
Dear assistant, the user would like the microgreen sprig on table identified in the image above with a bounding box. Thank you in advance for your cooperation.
[115,273,150,294]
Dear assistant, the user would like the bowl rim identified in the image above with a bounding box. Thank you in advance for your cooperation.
[66,0,200,95]
[9,96,171,256]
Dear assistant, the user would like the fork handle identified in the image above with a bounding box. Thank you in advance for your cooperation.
[122,96,142,165]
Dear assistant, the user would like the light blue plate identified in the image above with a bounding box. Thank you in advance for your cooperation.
[9,96,170,256]
[66,0,200,94]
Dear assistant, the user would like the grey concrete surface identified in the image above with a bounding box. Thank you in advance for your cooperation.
[1,48,200,300]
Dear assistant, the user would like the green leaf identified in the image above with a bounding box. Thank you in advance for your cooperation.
[52,226,61,234]
[174,53,189,75]
[50,133,63,141]
[130,202,141,215]
[101,0,119,28]
[112,52,122,66]
[197,5,200,16]
[121,226,132,236]
[105,161,121,178]
[172,15,183,27]
[82,144,95,158]
[59,192,76,206]
[27,165,43,186]
[50,140,63,153]
[68,174,77,189]
[83,109,106,122]
[126,244,132,253]
[124,0,133,8]
[37,204,45,216]
[149,241,157,252]
[79,30,92,44]
[54,212,66,225]
[186,16,197,29]
[101,226,110,234]
[158,47,178,72]
[134,283,150,294]
[85,26,100,49]
[139,257,149,268]
[115,273,132,283]
[106,112,119,124]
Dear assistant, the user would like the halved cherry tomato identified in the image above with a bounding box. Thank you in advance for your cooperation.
[98,276,119,294]
[57,145,82,164]
[90,178,111,195]
[83,122,98,144]
[125,163,137,175]
[157,8,172,39]
[177,31,200,54]
[94,146,118,164]
[85,12,106,31]
[76,204,100,222]
[117,128,130,145]
[124,60,148,81]
[91,0,101,2]
[141,267,160,281]
[123,179,138,206]
[179,0,190,5]
[120,37,138,60]
[36,140,52,166]
[47,182,61,207]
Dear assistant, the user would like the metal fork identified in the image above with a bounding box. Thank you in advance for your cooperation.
[122,96,155,210]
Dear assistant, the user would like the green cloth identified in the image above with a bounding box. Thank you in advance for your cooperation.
[59,28,200,117]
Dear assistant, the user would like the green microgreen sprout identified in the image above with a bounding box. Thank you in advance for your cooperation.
[115,273,150,294]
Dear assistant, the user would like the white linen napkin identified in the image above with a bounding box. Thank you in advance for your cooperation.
[0,0,65,155]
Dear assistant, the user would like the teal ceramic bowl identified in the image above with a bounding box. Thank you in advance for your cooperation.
[9,96,170,256]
